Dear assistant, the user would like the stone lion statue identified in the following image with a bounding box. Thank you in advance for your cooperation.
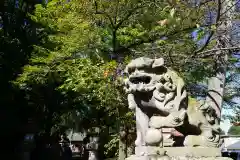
[123,57,221,149]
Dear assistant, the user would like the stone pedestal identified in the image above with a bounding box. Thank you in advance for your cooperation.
[126,155,232,160]
[125,147,232,160]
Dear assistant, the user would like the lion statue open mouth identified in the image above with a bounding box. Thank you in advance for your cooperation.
[124,57,187,113]
[123,57,221,150]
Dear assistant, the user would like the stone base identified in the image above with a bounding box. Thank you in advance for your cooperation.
[126,147,233,160]
[135,147,222,157]
[126,155,232,160]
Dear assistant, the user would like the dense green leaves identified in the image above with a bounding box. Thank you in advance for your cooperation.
[10,0,223,157]
[5,0,240,158]
[0,0,43,158]
[228,125,240,135]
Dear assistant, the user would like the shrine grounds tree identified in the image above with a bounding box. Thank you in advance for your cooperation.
[13,0,215,158]
[2,0,240,159]
[0,0,42,158]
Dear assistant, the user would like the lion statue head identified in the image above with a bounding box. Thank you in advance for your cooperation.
[124,57,187,115]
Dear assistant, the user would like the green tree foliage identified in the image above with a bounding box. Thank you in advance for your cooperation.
[12,0,224,158]
[223,104,240,124]
[0,0,41,158]
[228,125,240,135]
[3,0,240,159]
[13,1,132,158]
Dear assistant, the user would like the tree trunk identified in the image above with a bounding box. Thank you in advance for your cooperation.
[118,126,127,160]
[206,66,227,119]
[206,0,233,119]
[118,138,127,160]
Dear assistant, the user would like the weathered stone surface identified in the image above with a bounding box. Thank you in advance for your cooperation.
[135,147,222,157]
[124,57,188,147]
[145,128,163,146]
[124,57,221,148]
[126,155,232,160]
[123,57,230,160]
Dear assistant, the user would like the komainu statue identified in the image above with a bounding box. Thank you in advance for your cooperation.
[123,57,227,159]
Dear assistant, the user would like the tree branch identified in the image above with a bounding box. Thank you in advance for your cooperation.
[94,1,115,28]
[168,46,175,65]
[196,46,240,58]
[219,0,238,18]
[115,4,144,30]
[198,0,213,6]
[193,0,221,55]
[115,26,197,54]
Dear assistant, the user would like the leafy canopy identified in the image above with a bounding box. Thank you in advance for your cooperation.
[13,0,219,157]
